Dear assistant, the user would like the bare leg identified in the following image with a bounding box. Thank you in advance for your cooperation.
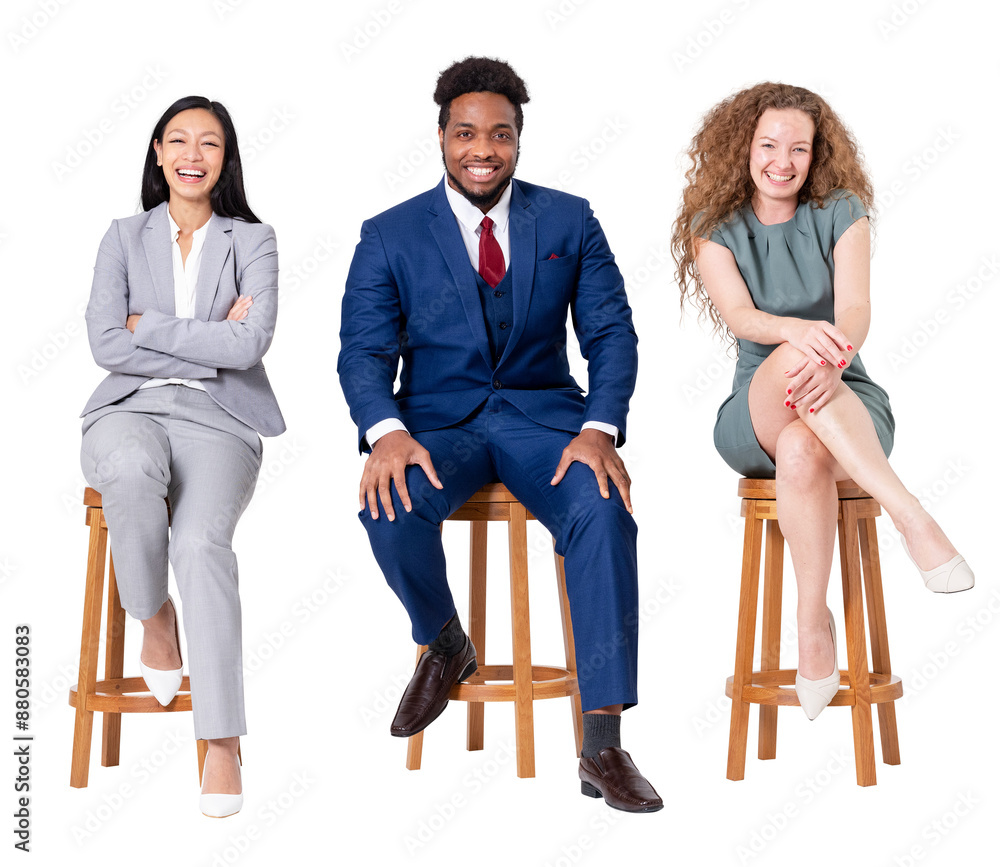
[752,344,959,569]
[792,380,956,570]
[749,343,963,677]
[139,600,182,671]
[202,737,241,795]
[773,421,842,678]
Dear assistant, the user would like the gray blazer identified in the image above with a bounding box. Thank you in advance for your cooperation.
[81,201,285,436]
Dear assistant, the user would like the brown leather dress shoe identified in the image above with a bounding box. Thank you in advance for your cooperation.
[390,636,477,737]
[579,747,663,812]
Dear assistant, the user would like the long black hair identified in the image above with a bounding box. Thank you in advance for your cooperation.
[140,95,260,223]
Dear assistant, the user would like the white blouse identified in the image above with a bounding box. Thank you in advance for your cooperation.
[139,209,213,392]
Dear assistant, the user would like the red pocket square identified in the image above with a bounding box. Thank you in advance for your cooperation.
[548,254,559,259]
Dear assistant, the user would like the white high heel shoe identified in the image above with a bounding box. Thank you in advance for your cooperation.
[139,595,183,706]
[200,750,243,819]
[901,538,975,593]
[795,609,840,721]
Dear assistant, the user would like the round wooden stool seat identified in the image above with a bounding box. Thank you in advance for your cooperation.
[726,478,902,787]
[405,483,583,779]
[69,488,209,788]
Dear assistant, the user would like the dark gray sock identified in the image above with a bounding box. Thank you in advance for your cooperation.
[581,713,622,758]
[428,612,466,657]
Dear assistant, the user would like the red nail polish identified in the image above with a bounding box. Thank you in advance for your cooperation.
[785,401,790,407]
[791,404,797,409]
[787,388,792,395]
[847,344,853,351]
[809,408,814,413]
[820,360,826,365]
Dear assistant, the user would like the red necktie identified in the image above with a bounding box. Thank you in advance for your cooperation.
[478,217,506,288]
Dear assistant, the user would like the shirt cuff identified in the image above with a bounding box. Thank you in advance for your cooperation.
[367,417,408,446]
[582,420,619,440]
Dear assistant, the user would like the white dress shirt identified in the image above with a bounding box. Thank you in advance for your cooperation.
[139,209,213,392]
[366,176,617,445]
[444,175,512,272]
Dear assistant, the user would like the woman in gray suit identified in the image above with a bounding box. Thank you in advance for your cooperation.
[80,95,284,817]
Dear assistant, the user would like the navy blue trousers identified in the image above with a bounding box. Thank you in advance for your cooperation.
[361,396,639,712]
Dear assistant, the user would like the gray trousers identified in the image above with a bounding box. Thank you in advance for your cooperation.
[81,386,262,739]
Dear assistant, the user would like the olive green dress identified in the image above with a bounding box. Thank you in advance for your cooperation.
[710,191,894,477]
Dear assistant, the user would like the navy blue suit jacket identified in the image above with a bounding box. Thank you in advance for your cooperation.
[338,178,637,451]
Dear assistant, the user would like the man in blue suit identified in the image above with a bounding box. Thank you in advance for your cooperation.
[338,57,660,811]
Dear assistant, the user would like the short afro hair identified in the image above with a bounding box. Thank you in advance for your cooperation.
[434,56,530,134]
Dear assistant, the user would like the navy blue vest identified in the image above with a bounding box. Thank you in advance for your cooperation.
[474,268,513,366]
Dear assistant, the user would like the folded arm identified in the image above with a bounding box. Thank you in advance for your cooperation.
[86,222,218,379]
[131,225,279,370]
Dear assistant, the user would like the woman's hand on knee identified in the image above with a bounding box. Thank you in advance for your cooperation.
[784,319,851,369]
[784,358,843,414]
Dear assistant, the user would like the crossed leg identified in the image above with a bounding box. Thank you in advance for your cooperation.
[749,343,961,679]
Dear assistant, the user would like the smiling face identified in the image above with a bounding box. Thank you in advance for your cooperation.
[439,91,518,212]
[153,108,225,206]
[748,108,815,217]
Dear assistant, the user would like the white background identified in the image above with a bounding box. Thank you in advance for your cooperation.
[2,0,997,864]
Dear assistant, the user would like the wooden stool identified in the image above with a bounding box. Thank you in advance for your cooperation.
[726,478,903,787]
[405,483,584,778]
[69,488,208,787]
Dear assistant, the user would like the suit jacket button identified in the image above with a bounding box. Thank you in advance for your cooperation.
[493,380,502,389]
[499,322,508,330]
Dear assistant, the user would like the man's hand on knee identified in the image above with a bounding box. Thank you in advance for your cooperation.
[550,429,633,514]
[360,430,442,521]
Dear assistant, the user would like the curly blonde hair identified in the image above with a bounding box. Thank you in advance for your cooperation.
[671,82,874,339]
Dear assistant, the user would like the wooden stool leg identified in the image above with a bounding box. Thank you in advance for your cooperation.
[554,547,583,757]
[405,644,429,770]
[466,522,488,752]
[860,516,900,765]
[758,519,783,761]
[727,501,763,781]
[71,512,107,788]
[101,553,125,768]
[839,500,877,787]
[508,501,535,778]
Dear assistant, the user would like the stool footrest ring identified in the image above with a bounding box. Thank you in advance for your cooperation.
[726,670,903,707]
[69,676,193,713]
[451,664,577,702]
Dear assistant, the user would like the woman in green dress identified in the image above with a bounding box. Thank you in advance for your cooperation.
[671,83,974,720]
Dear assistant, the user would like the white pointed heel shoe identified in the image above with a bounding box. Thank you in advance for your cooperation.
[795,609,840,721]
[139,594,183,706]
[901,538,974,594]
[201,750,243,819]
